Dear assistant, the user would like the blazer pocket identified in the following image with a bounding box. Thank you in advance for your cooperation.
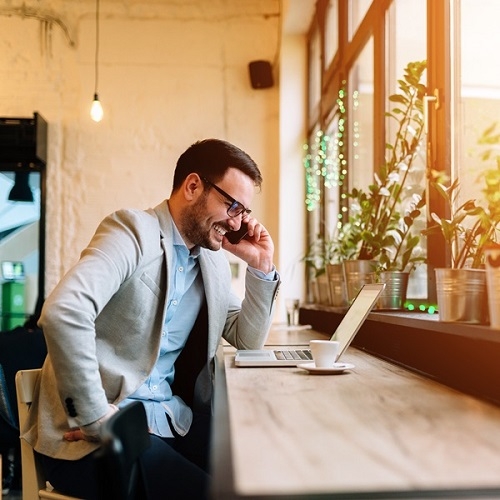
[140,272,162,298]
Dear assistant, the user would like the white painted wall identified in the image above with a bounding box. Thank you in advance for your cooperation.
[279,33,308,312]
[0,1,279,287]
[0,0,313,322]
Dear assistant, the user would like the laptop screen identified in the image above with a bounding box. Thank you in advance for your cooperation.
[333,283,385,357]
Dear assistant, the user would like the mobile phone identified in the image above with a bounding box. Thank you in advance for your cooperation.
[226,223,249,244]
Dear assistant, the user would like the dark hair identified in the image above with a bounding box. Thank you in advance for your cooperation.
[171,139,262,192]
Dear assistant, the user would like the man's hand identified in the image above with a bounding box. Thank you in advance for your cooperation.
[223,216,275,274]
[63,404,119,442]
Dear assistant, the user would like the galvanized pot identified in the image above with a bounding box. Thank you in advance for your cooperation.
[435,268,489,324]
[377,271,410,310]
[342,260,377,304]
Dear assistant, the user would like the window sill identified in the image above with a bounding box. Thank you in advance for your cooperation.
[300,304,500,406]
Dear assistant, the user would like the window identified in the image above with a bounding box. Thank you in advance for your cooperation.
[305,0,499,305]
[452,0,500,208]
[325,0,339,67]
[348,0,371,40]
[348,37,374,192]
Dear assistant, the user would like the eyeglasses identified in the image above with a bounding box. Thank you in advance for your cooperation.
[201,177,251,218]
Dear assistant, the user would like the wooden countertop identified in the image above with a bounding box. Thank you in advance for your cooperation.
[211,328,500,499]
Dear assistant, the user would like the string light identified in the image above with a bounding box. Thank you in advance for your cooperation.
[304,85,347,211]
[405,302,438,314]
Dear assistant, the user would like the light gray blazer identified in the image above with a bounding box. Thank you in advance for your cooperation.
[23,200,280,459]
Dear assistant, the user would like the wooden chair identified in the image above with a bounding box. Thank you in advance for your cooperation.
[15,368,80,500]
[94,401,150,500]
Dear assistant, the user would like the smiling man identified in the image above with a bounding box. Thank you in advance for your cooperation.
[22,139,280,499]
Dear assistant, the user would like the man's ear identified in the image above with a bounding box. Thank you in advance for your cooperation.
[183,173,203,202]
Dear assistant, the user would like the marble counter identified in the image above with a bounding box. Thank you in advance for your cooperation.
[211,333,500,498]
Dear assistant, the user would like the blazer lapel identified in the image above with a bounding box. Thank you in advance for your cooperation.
[199,252,228,358]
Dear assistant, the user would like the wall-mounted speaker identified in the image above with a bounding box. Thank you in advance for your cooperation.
[248,60,274,89]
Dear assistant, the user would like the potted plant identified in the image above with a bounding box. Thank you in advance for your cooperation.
[485,242,500,329]
[478,123,500,327]
[342,60,427,306]
[324,225,356,308]
[303,236,335,306]
[425,123,500,267]
[423,139,500,323]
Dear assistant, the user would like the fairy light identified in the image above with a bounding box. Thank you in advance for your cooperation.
[303,85,348,211]
[405,302,438,314]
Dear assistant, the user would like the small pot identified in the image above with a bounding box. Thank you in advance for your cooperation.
[435,268,489,324]
[377,271,410,310]
[326,263,347,307]
[485,247,500,329]
[342,260,377,303]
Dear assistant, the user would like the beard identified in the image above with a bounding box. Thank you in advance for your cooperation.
[179,194,230,251]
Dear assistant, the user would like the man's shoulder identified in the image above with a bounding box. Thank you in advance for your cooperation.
[101,207,162,235]
[92,208,166,257]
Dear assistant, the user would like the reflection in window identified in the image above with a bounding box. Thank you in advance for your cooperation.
[348,36,374,192]
[325,110,344,236]
[455,0,500,209]
[308,24,322,123]
[0,171,40,326]
[325,0,339,68]
[386,0,427,299]
[348,0,371,41]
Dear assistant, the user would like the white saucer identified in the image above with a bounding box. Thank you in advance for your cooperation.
[296,362,355,374]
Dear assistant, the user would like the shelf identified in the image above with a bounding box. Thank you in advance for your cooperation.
[300,304,500,407]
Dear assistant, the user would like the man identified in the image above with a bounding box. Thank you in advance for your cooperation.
[22,139,280,499]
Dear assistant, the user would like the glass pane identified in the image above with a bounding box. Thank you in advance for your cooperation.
[0,171,40,328]
[308,26,322,121]
[386,0,427,299]
[348,0,372,41]
[324,112,345,242]
[325,0,339,68]
[348,37,374,192]
[305,126,325,302]
[454,0,500,213]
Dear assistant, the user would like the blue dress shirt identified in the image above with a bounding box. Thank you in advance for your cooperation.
[120,214,276,438]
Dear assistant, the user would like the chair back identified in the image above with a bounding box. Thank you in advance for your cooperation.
[15,368,80,500]
[15,368,47,499]
[95,401,150,500]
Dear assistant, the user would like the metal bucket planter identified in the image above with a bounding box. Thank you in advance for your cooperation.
[435,268,489,324]
[326,263,348,307]
[485,247,500,329]
[377,271,410,310]
[342,260,377,304]
[311,273,332,306]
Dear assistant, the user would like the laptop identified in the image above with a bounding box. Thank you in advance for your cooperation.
[234,283,385,367]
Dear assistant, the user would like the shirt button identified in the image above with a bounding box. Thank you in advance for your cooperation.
[178,266,184,272]
[172,300,178,306]
[152,385,158,391]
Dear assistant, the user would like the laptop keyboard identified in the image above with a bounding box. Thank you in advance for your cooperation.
[274,349,313,361]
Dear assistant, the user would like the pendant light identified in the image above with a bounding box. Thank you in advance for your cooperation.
[90,0,103,122]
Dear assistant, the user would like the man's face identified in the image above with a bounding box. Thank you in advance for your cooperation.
[180,168,255,250]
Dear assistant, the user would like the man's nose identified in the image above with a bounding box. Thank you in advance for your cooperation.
[227,218,241,231]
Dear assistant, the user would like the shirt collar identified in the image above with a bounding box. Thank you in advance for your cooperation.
[170,218,201,258]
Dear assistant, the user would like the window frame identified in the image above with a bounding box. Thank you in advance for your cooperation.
[305,0,451,305]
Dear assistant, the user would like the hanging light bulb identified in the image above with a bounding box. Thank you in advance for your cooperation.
[91,93,103,122]
[90,0,103,122]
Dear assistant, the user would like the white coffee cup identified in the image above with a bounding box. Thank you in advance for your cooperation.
[310,340,340,368]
